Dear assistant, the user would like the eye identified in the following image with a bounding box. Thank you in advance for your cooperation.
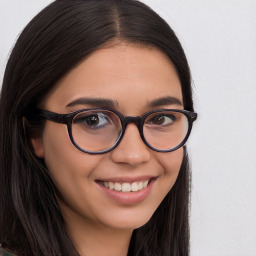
[74,112,111,129]
[147,114,176,126]
[85,114,100,126]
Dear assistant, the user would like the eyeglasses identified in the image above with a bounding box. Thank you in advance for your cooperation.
[32,108,197,154]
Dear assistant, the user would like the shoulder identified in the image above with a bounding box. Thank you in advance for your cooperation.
[0,248,18,256]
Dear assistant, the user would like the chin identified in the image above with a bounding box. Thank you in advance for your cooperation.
[97,205,157,231]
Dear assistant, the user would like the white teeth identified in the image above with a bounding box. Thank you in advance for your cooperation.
[138,182,143,190]
[102,179,150,192]
[122,183,131,192]
[114,183,122,191]
[143,180,149,187]
[109,182,114,190]
[131,182,139,192]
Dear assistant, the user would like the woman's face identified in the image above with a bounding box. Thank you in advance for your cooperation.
[32,43,184,231]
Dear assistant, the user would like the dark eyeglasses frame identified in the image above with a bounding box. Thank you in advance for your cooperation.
[30,108,197,154]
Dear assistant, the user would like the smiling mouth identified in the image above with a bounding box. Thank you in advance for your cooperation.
[98,179,153,192]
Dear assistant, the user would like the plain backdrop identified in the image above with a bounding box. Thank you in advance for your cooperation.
[0,1,256,256]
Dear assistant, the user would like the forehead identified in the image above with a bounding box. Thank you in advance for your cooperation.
[42,43,183,113]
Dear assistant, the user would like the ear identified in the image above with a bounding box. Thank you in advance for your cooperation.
[30,136,45,158]
[23,117,45,158]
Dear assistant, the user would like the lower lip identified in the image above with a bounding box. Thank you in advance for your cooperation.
[96,179,155,205]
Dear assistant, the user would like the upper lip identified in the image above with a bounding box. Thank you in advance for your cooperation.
[96,175,157,183]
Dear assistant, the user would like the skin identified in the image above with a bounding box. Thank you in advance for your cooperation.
[31,42,184,256]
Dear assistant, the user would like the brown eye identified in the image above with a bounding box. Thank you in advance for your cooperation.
[85,115,99,126]
[148,115,176,126]
[74,112,111,129]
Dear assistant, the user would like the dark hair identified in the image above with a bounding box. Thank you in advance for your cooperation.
[0,0,194,255]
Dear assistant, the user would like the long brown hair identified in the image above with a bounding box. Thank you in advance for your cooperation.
[0,1,194,255]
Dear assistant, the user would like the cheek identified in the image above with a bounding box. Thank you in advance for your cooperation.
[143,147,183,222]
[41,123,102,197]
[158,147,184,186]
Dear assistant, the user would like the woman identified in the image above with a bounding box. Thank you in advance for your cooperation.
[0,0,197,255]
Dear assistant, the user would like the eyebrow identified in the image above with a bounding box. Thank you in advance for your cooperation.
[66,97,118,109]
[66,96,182,110]
[148,96,183,107]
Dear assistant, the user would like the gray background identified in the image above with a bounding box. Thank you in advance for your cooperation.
[0,1,256,255]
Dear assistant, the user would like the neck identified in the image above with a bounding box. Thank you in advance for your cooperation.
[61,203,133,256]
[71,225,132,256]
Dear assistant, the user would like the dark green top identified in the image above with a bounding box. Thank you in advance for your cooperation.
[0,248,17,256]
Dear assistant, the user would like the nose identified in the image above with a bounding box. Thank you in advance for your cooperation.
[110,123,151,166]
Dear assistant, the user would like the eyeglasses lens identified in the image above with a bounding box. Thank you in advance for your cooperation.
[143,111,188,150]
[72,110,122,152]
